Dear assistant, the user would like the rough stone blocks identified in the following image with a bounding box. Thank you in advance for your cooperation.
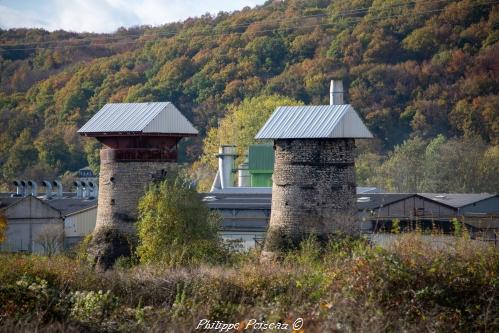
[89,151,175,268]
[264,139,358,252]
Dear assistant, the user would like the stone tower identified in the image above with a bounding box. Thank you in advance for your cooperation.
[78,102,198,268]
[255,81,373,255]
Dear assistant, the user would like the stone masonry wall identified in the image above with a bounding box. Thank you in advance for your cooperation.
[90,152,175,268]
[95,159,174,233]
[264,139,357,252]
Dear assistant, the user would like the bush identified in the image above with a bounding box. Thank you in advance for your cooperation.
[136,174,225,266]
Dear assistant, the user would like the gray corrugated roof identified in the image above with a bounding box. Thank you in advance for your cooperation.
[45,198,97,216]
[200,193,414,211]
[418,193,498,208]
[255,104,373,139]
[78,102,198,135]
[356,193,415,210]
[0,197,22,210]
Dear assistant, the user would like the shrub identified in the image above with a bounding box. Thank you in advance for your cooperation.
[69,290,117,323]
[136,174,225,266]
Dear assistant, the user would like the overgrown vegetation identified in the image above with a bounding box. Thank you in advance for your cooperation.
[136,175,226,266]
[0,234,497,332]
[0,0,497,191]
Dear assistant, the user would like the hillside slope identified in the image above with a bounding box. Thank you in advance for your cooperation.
[0,0,497,185]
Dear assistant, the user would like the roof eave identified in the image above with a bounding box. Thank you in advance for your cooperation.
[78,131,198,137]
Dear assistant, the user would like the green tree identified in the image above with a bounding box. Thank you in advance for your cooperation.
[379,137,427,192]
[136,174,223,266]
[2,129,38,180]
[200,95,303,170]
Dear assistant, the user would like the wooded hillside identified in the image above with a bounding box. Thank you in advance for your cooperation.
[0,0,497,189]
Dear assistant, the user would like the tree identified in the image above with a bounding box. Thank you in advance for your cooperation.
[136,174,223,266]
[2,129,38,180]
[0,213,7,245]
[200,95,303,170]
[34,224,63,257]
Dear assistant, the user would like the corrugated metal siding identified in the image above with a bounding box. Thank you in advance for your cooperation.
[64,207,97,237]
[78,102,198,135]
[255,104,373,139]
[248,144,274,171]
[251,173,273,187]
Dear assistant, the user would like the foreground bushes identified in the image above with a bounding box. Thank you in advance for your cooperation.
[0,234,497,332]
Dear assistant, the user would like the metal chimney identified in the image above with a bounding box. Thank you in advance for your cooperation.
[20,180,28,197]
[80,181,88,199]
[238,159,250,187]
[52,180,63,198]
[330,80,344,105]
[73,181,83,198]
[12,180,23,197]
[88,181,98,198]
[217,145,236,189]
[42,180,53,199]
[27,180,38,197]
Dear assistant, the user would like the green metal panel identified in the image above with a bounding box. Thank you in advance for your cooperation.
[251,173,273,187]
[248,144,274,172]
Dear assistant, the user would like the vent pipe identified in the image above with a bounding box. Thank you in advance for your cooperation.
[20,180,28,197]
[12,180,23,197]
[42,180,53,199]
[27,180,38,197]
[330,80,344,105]
[217,145,236,189]
[73,181,83,198]
[52,180,63,198]
[81,181,88,199]
[88,181,98,198]
[238,159,250,187]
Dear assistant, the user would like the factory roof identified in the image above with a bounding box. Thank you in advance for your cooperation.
[201,193,412,211]
[45,198,97,216]
[78,102,198,136]
[0,195,97,217]
[255,104,373,139]
[356,193,415,210]
[0,197,22,210]
[418,193,498,209]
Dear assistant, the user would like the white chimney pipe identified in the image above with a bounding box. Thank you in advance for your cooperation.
[13,180,23,196]
[217,145,236,189]
[80,181,88,199]
[52,180,63,198]
[238,160,250,187]
[88,181,98,198]
[73,181,82,198]
[330,80,344,105]
[42,180,53,199]
[27,180,38,197]
[20,180,28,197]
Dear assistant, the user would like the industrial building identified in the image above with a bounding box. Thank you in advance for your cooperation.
[0,183,97,254]
[203,192,499,249]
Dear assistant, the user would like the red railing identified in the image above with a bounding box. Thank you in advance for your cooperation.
[100,148,177,162]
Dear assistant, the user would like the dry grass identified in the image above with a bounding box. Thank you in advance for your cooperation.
[0,233,497,332]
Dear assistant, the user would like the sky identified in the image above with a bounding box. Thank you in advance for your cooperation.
[0,0,266,33]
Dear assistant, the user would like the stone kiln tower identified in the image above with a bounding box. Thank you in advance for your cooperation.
[78,102,197,268]
[255,81,373,255]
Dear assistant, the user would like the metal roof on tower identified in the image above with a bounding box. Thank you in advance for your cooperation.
[78,102,198,136]
[255,104,373,139]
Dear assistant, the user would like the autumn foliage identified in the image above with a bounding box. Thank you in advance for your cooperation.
[0,0,497,189]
